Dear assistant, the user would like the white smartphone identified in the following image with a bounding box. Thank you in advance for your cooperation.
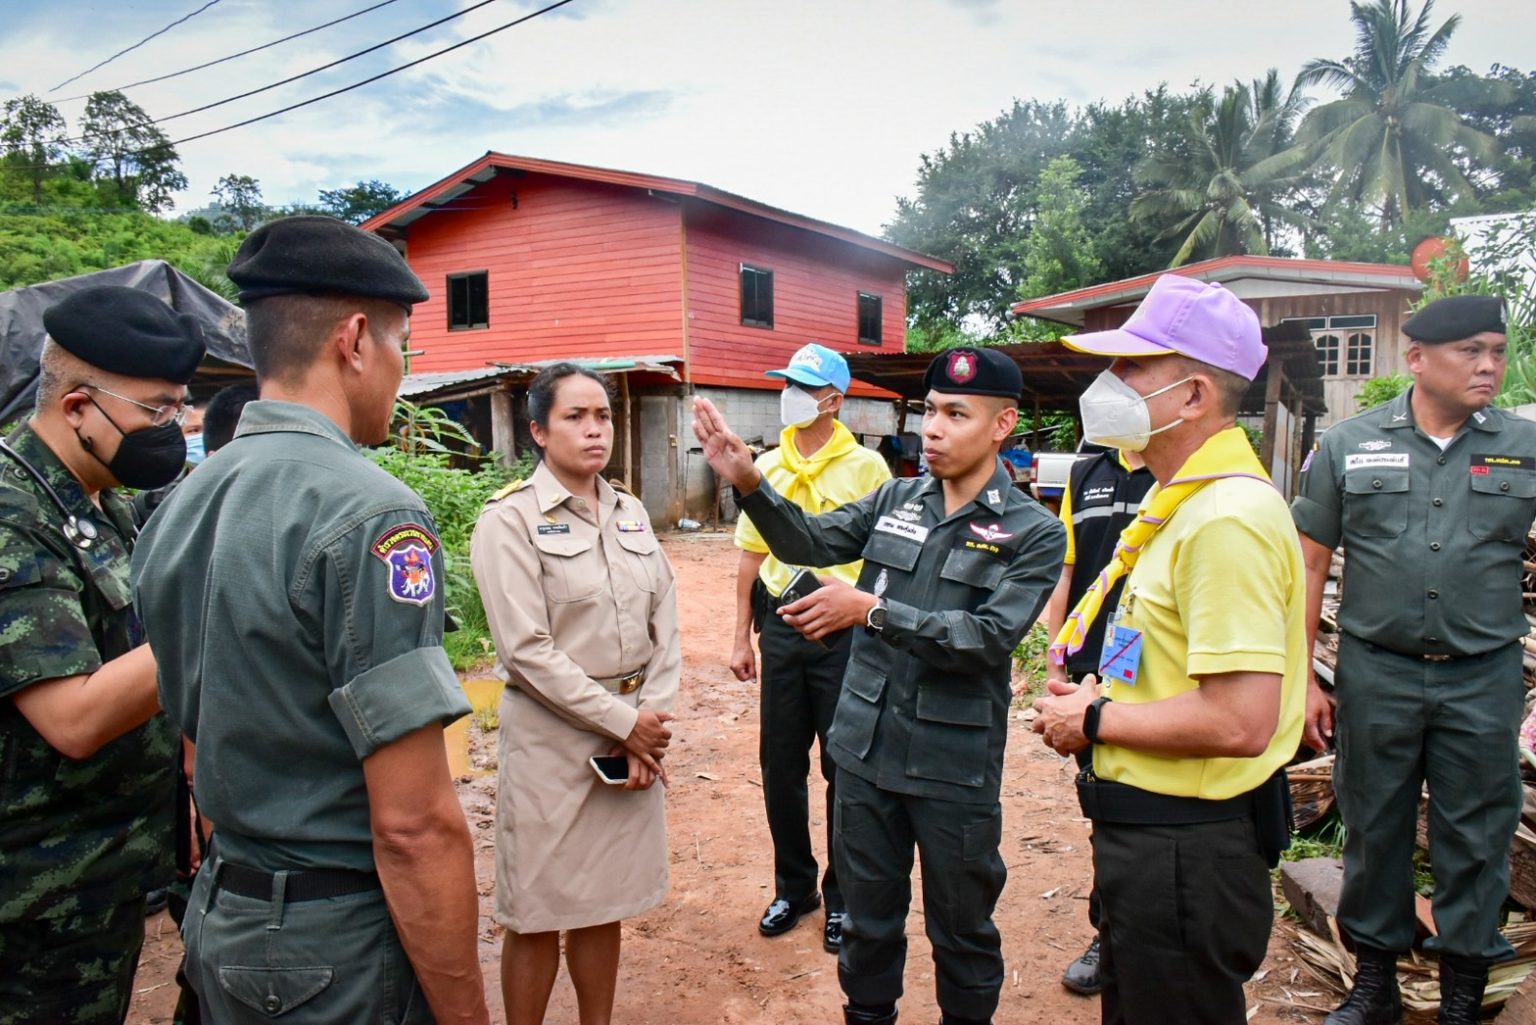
[589,755,630,785]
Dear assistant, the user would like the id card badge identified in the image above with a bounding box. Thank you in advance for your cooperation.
[1099,622,1144,687]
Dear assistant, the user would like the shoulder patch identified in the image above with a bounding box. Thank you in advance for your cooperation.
[490,479,527,502]
[372,523,440,606]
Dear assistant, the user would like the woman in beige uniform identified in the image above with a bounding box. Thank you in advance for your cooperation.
[470,363,680,1025]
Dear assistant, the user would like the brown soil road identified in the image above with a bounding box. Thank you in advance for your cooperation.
[129,534,1323,1024]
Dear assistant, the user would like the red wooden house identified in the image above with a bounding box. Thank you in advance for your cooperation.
[363,153,950,520]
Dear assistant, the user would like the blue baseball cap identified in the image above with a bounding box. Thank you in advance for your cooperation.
[765,342,851,393]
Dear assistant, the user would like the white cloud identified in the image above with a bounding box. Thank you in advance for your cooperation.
[0,0,1531,233]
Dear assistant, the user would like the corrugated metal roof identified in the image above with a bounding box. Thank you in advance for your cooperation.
[397,355,684,401]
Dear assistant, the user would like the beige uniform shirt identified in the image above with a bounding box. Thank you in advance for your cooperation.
[470,460,681,931]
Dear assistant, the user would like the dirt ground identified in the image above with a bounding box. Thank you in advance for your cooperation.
[128,534,1330,1024]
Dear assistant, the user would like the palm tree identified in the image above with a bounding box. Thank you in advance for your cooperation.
[1130,76,1314,266]
[1296,0,1499,230]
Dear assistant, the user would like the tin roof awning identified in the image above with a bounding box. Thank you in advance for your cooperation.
[398,355,683,404]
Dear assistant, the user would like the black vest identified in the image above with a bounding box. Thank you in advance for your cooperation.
[1062,448,1155,676]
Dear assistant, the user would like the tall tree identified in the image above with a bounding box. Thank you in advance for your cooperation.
[1020,156,1103,298]
[0,94,68,203]
[79,90,187,213]
[211,173,265,231]
[1130,76,1314,266]
[318,179,404,224]
[1296,0,1500,229]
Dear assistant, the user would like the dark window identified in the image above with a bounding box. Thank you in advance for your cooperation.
[448,272,489,330]
[740,264,774,328]
[1345,331,1374,376]
[1283,314,1377,378]
[1314,333,1341,376]
[857,292,883,345]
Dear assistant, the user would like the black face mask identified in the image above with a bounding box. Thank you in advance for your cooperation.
[78,397,188,490]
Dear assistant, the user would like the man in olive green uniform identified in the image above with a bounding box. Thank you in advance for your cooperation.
[695,348,1067,1025]
[0,286,204,1025]
[1293,295,1536,1025]
[133,217,489,1025]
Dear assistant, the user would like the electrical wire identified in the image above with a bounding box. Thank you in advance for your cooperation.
[167,0,579,146]
[4,0,579,169]
[154,0,508,128]
[51,0,227,93]
[54,0,404,105]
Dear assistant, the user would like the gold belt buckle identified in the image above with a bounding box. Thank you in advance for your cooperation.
[617,669,645,695]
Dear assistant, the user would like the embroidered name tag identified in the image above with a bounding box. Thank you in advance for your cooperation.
[1472,454,1534,472]
[874,514,929,543]
[1344,453,1410,470]
[537,523,571,535]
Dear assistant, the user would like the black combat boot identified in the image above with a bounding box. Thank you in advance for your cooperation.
[843,1003,897,1025]
[1323,946,1402,1025]
[1437,955,1489,1025]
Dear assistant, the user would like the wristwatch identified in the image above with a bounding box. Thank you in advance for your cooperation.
[1083,696,1111,745]
[865,598,887,633]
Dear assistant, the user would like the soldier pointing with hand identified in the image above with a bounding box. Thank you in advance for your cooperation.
[694,347,1064,1025]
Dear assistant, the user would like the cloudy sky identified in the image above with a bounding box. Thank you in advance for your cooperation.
[1,0,1531,236]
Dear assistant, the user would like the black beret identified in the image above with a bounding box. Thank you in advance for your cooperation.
[227,215,429,307]
[923,346,1023,400]
[1402,295,1507,343]
[42,285,206,384]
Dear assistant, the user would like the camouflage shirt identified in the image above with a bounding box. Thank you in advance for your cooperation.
[0,424,175,923]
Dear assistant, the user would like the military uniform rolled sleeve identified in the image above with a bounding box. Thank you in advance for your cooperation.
[330,646,466,760]
[317,512,471,758]
[0,534,100,695]
[1290,441,1344,550]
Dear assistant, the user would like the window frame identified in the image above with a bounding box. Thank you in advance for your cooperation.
[1282,313,1378,379]
[447,270,489,331]
[739,264,774,329]
[857,291,883,346]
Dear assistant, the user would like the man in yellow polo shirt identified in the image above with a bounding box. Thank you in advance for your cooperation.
[1033,275,1306,1025]
[732,342,890,952]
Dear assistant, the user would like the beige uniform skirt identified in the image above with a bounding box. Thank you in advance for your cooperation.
[493,684,668,933]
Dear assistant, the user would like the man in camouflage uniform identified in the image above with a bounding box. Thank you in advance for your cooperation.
[0,285,205,1025]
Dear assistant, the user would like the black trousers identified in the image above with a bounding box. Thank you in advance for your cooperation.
[834,770,1007,1021]
[758,609,850,911]
[1093,816,1271,1025]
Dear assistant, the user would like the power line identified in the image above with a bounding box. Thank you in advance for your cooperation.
[55,0,405,105]
[152,0,506,129]
[50,0,227,93]
[168,0,580,147]
[2,0,580,172]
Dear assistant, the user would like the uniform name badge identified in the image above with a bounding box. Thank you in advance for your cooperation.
[1099,623,1143,687]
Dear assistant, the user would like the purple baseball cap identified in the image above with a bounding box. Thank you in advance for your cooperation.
[1062,275,1268,381]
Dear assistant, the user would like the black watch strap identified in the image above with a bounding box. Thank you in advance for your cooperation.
[1083,696,1111,745]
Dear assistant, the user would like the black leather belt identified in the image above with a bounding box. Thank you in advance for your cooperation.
[1076,772,1252,825]
[219,862,381,902]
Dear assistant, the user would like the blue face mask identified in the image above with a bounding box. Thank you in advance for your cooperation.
[184,432,206,465]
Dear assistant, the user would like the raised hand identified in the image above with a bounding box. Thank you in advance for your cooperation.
[691,397,761,493]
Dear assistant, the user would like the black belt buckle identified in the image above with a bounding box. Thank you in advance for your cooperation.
[1422,653,1455,662]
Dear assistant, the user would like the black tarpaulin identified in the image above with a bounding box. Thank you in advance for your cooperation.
[0,260,250,425]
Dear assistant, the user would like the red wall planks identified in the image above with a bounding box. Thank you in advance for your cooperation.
[396,172,907,397]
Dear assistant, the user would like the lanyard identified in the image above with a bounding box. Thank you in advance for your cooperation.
[0,438,100,550]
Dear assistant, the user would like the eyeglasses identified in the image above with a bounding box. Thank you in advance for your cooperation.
[81,385,187,428]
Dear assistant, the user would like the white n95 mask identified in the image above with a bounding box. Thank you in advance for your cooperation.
[1077,370,1191,452]
[780,386,828,429]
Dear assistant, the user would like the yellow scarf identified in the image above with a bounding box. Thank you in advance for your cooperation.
[776,420,861,513]
[1050,427,1272,665]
